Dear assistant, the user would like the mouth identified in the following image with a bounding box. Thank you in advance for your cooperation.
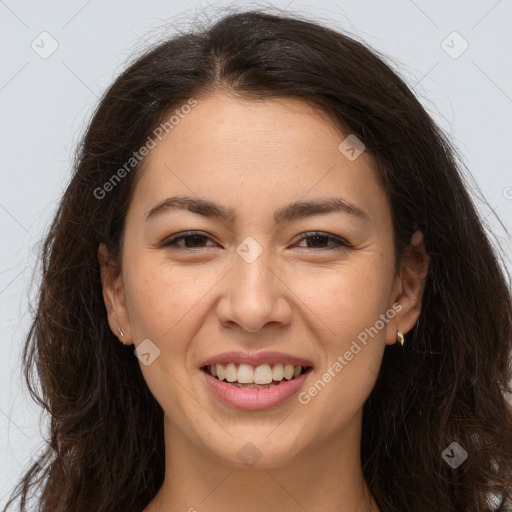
[201,363,313,389]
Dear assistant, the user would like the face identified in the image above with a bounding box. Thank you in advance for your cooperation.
[99,93,427,468]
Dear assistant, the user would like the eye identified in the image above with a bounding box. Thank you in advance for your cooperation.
[293,232,352,251]
[162,231,217,250]
[162,230,352,251]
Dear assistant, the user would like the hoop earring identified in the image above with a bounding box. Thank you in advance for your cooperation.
[118,327,125,345]
[397,330,404,346]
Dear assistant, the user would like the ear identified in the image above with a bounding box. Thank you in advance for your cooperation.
[97,243,132,345]
[385,230,430,345]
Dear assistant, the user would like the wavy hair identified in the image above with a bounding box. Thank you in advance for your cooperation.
[3,8,512,512]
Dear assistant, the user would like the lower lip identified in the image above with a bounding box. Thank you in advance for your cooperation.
[201,368,312,410]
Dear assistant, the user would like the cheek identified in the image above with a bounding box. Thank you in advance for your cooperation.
[293,258,391,349]
[291,259,390,419]
[122,259,214,416]
[124,256,220,339]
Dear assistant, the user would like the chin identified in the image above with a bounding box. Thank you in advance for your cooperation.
[199,429,305,469]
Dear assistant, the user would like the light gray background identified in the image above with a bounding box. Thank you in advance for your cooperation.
[1,0,511,506]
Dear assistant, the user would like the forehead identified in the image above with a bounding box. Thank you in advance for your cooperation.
[129,93,390,228]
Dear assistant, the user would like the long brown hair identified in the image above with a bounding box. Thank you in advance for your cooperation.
[4,8,512,512]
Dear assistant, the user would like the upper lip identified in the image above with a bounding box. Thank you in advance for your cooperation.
[201,350,314,368]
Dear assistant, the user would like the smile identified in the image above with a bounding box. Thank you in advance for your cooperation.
[203,363,310,388]
[201,363,313,410]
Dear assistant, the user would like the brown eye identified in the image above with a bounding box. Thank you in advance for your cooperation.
[162,231,352,252]
[163,231,217,249]
[294,232,351,250]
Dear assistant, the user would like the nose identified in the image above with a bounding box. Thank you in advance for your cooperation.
[215,247,293,333]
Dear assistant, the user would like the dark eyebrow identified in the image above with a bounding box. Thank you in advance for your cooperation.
[145,195,370,224]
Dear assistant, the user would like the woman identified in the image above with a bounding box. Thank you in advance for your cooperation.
[3,9,511,512]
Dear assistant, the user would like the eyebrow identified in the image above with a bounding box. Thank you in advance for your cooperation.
[145,195,370,224]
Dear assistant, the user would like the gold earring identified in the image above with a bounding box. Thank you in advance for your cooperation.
[118,327,125,345]
[397,330,404,346]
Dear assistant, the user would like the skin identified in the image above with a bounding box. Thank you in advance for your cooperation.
[98,93,430,512]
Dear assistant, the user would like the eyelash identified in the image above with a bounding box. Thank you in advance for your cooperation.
[162,231,352,251]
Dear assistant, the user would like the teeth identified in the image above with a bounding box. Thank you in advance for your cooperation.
[209,363,305,384]
[284,364,295,380]
[238,363,254,384]
[273,363,284,380]
[225,363,237,382]
[254,364,273,384]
